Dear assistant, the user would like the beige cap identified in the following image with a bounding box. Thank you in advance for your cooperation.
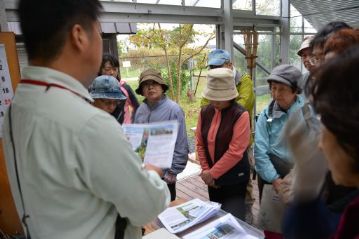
[297,36,314,56]
[202,68,238,101]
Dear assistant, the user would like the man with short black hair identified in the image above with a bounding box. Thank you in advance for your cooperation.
[2,1,170,239]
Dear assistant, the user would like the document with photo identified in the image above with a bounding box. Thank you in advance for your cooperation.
[158,198,221,234]
[122,120,178,168]
[182,214,258,239]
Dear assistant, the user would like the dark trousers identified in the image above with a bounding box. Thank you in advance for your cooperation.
[208,183,247,221]
[258,177,270,203]
[167,183,176,201]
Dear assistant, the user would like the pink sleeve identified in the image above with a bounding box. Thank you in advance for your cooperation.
[209,111,250,179]
[195,114,210,171]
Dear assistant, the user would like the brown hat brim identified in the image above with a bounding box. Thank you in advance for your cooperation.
[135,75,168,95]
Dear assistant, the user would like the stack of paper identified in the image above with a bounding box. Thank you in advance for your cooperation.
[142,228,180,239]
[182,214,258,239]
[158,198,221,234]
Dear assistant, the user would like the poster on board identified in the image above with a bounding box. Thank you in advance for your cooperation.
[0,32,23,235]
[0,44,15,137]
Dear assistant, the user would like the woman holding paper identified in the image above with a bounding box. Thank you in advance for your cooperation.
[134,68,189,201]
[196,68,250,220]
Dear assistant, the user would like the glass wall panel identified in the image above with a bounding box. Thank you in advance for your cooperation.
[290,5,302,33]
[304,19,317,33]
[186,0,221,8]
[142,0,182,6]
[290,4,316,72]
[234,32,280,114]
[101,0,133,2]
[256,0,280,16]
[233,0,252,11]
[289,35,302,68]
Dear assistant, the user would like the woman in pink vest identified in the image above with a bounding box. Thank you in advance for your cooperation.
[196,68,251,220]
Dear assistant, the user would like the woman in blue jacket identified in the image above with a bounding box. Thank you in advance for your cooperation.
[254,64,304,199]
[134,69,189,201]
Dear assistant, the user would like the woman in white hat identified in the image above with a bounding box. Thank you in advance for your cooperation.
[196,68,250,220]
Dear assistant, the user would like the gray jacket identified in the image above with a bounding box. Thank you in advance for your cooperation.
[134,96,189,175]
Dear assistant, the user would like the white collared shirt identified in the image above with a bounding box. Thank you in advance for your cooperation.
[3,66,170,239]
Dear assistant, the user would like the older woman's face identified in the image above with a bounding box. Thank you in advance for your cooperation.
[319,126,359,187]
[300,48,315,73]
[270,82,297,110]
[209,100,231,110]
[141,80,164,103]
[310,45,325,68]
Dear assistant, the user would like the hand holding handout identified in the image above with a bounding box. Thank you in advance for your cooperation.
[145,163,164,177]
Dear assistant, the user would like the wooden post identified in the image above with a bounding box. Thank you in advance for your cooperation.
[0,32,23,236]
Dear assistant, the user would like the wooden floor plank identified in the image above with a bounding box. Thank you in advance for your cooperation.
[175,173,260,227]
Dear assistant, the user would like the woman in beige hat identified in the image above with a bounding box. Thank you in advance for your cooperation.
[196,68,251,220]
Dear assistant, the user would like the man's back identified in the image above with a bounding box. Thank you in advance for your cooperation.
[3,67,170,239]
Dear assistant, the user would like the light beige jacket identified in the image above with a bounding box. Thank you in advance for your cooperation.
[3,66,170,239]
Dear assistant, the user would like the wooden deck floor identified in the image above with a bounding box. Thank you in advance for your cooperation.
[176,172,260,226]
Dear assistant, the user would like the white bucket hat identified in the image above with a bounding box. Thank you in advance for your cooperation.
[297,35,314,56]
[202,68,238,101]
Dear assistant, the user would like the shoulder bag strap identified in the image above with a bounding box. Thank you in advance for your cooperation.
[8,105,31,239]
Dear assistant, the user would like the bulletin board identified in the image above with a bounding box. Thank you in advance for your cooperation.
[0,32,23,235]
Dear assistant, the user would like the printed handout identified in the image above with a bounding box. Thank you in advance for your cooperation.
[158,198,221,234]
[182,214,258,239]
[122,120,178,168]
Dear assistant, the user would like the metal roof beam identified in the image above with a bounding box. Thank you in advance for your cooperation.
[101,1,223,24]
[232,10,280,28]
[5,0,281,27]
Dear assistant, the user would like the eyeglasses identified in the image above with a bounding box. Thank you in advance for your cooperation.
[309,56,322,66]
[141,80,161,88]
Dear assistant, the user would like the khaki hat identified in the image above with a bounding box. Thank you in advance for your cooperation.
[203,68,238,101]
[135,69,168,95]
[297,36,314,56]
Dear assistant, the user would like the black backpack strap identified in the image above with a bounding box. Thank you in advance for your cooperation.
[265,99,275,120]
[8,105,31,239]
[264,99,275,135]
[114,215,128,239]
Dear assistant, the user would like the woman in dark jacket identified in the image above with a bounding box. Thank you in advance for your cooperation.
[99,54,139,124]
